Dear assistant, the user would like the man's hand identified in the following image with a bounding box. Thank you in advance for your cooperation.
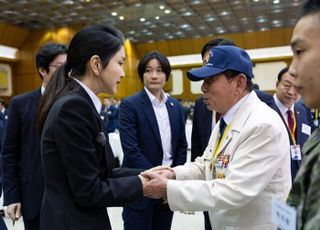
[6,203,21,222]
[142,166,175,180]
[142,171,168,199]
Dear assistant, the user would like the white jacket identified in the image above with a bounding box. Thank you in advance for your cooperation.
[167,91,292,230]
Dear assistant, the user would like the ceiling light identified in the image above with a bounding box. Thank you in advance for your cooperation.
[205,17,215,22]
[256,17,267,23]
[159,5,165,10]
[260,27,269,31]
[119,16,124,20]
[180,24,190,29]
[63,0,74,4]
[134,3,142,7]
[272,19,282,25]
[273,0,280,4]
[182,12,193,16]
[272,8,283,13]
[140,18,146,22]
[220,11,229,16]
[191,0,201,4]
[111,12,117,16]
[164,10,171,14]
[155,16,160,20]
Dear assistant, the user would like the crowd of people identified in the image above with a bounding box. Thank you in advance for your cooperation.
[0,0,320,229]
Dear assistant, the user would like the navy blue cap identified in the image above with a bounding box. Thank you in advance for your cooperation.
[187,46,253,81]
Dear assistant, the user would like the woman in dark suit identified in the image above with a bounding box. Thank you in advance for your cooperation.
[37,25,146,230]
[119,51,187,230]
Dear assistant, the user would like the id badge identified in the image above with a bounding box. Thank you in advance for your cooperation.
[290,145,302,160]
[271,198,297,230]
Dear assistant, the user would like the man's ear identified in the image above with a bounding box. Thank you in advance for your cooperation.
[89,55,101,76]
[38,67,47,79]
[236,74,247,89]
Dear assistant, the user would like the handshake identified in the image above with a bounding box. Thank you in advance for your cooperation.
[138,166,176,201]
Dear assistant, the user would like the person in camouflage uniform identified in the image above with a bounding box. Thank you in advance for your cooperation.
[287,0,320,229]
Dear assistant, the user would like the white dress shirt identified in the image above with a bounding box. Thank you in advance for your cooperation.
[73,78,102,114]
[144,87,172,166]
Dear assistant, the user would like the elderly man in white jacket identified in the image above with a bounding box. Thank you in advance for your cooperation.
[142,46,291,230]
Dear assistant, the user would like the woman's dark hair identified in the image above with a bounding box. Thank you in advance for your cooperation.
[137,51,171,83]
[37,24,124,133]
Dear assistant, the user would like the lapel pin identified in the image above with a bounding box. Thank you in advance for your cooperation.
[170,102,174,106]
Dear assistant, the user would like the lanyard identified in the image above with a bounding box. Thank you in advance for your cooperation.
[291,114,297,145]
[284,112,297,145]
[213,124,231,161]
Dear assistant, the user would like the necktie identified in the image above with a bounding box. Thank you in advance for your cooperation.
[219,118,226,139]
[215,112,221,123]
[287,109,294,133]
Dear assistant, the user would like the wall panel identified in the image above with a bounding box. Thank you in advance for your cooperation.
[134,27,294,57]
[0,22,29,48]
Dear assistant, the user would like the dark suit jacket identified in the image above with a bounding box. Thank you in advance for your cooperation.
[273,101,311,180]
[40,86,143,230]
[2,88,43,220]
[191,90,276,161]
[119,89,187,170]
[191,96,212,161]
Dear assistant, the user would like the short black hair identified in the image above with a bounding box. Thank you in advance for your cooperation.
[223,70,254,92]
[300,0,320,18]
[277,67,289,82]
[137,51,171,83]
[35,42,67,79]
[201,38,235,58]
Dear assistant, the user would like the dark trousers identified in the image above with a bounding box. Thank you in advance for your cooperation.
[204,211,212,230]
[123,199,173,230]
[24,214,40,230]
[0,217,7,230]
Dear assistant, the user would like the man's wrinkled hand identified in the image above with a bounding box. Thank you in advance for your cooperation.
[142,171,168,199]
[7,203,21,222]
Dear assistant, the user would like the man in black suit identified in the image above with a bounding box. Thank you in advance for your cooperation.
[2,43,67,230]
[273,67,312,181]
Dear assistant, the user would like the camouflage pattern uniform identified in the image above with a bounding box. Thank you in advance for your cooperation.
[287,127,320,230]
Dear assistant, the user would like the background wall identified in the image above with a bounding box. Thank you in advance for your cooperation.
[0,22,293,104]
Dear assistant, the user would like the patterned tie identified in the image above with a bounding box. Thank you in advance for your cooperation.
[287,109,294,133]
[219,118,226,139]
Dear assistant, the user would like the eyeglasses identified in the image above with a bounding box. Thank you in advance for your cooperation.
[49,64,62,69]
